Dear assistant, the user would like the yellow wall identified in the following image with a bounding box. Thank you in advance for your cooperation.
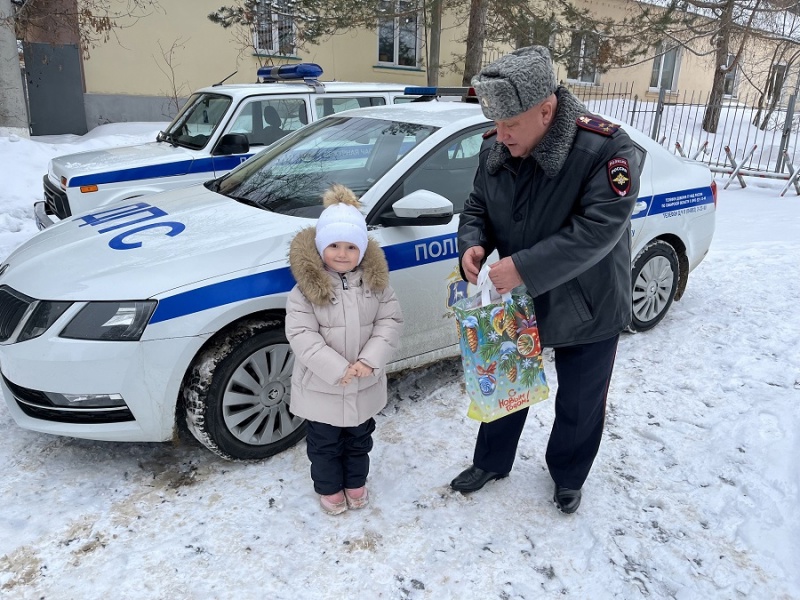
[83,0,469,97]
[83,0,797,104]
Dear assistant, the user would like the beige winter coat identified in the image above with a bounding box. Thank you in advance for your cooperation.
[285,228,404,427]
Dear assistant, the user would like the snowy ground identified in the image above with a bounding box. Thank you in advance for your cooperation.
[0,126,798,599]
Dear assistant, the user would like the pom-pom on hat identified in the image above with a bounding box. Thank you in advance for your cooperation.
[471,45,558,122]
[315,184,369,264]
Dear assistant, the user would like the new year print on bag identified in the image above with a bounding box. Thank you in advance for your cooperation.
[452,265,549,422]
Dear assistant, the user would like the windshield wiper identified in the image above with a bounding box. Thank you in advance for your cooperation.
[227,195,274,212]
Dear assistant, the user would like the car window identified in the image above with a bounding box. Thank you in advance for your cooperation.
[228,98,308,147]
[215,116,438,218]
[164,93,232,149]
[315,96,387,117]
[379,126,492,215]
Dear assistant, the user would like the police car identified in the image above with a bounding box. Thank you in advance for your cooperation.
[34,63,416,230]
[0,92,715,460]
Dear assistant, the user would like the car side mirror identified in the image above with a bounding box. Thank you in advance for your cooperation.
[214,133,250,156]
[379,190,454,227]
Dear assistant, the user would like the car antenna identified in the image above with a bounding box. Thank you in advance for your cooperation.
[212,71,238,87]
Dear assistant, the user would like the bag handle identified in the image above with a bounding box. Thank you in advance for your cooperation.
[477,264,512,306]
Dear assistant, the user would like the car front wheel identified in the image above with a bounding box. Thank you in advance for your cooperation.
[630,240,679,332]
[182,319,306,460]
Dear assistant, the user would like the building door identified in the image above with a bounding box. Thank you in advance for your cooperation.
[23,42,87,135]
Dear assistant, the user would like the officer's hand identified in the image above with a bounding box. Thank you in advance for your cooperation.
[489,257,523,295]
[462,246,485,284]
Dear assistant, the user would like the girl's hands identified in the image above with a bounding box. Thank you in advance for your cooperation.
[340,360,373,385]
[350,360,373,377]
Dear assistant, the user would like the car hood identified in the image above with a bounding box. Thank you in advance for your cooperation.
[2,185,307,301]
[50,142,199,187]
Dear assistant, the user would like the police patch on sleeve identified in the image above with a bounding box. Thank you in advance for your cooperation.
[607,158,631,197]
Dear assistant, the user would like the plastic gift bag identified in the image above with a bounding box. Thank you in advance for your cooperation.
[452,265,549,422]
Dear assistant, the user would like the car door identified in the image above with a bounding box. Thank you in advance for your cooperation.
[369,125,492,363]
[628,142,651,251]
[213,95,310,176]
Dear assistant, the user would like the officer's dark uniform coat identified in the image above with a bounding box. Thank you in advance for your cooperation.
[458,88,640,347]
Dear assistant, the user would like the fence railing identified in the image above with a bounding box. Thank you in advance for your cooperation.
[566,82,799,183]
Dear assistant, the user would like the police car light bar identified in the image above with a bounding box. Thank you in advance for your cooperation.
[404,86,477,97]
[257,63,324,82]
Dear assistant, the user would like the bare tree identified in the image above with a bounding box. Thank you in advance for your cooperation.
[461,0,487,85]
[744,7,800,129]
[10,0,161,58]
[1,0,162,132]
[629,0,800,133]
[486,0,654,73]
[426,0,443,85]
[208,0,498,84]
[153,37,191,118]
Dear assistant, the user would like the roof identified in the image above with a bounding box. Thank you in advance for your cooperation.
[194,80,413,98]
[331,101,489,129]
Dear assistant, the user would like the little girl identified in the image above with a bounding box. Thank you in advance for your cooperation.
[285,184,403,515]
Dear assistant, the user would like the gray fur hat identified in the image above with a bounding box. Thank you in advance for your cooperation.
[471,46,558,121]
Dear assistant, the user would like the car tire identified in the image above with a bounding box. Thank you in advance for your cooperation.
[182,319,306,460]
[630,240,679,332]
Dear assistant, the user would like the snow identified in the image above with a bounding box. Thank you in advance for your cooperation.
[1,123,799,599]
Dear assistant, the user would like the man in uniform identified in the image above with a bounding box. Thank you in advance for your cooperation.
[452,46,639,513]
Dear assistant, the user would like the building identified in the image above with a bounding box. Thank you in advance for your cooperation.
[18,0,800,133]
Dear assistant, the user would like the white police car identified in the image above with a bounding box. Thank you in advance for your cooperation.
[34,63,416,230]
[1,94,715,460]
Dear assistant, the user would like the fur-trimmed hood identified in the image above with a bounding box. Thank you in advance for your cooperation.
[486,87,587,178]
[288,227,390,305]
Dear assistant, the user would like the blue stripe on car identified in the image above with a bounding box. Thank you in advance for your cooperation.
[150,267,296,324]
[150,233,459,324]
[68,156,254,187]
[148,185,712,324]
[631,186,713,220]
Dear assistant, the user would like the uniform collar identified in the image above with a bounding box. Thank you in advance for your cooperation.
[486,88,587,178]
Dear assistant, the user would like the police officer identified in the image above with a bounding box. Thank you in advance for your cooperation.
[451,46,639,513]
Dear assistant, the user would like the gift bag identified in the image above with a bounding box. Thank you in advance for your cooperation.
[452,265,549,422]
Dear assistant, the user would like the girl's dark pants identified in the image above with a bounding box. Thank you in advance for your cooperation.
[306,418,376,495]
[472,334,619,490]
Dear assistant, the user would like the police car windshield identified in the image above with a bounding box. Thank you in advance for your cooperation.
[163,93,232,150]
[215,116,438,217]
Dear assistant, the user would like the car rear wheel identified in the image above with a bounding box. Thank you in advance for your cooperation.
[183,319,306,460]
[630,240,679,332]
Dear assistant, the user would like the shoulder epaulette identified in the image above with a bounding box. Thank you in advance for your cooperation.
[576,114,620,137]
[482,127,497,139]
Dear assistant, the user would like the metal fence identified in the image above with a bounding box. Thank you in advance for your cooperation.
[566,82,800,183]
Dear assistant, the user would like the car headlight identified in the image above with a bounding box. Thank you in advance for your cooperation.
[59,301,157,341]
[17,301,74,342]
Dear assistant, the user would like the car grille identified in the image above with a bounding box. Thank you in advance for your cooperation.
[43,175,72,219]
[3,375,135,424]
[0,286,33,342]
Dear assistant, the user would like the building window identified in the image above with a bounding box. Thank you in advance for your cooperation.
[377,0,420,67]
[650,44,680,91]
[723,53,738,97]
[567,33,599,84]
[254,0,294,55]
[767,64,787,104]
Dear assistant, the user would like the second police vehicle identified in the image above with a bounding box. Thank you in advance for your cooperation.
[1,88,717,460]
[34,64,417,229]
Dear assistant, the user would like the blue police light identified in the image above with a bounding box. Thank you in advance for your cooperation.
[404,86,438,95]
[257,63,324,81]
